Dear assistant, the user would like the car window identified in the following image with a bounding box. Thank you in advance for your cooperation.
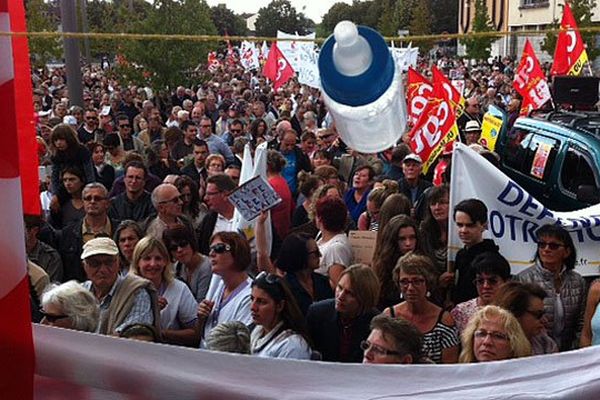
[523,134,558,182]
[560,146,599,195]
[503,128,532,171]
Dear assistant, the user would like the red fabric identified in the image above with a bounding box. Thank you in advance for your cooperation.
[408,81,457,166]
[551,3,587,76]
[406,67,434,126]
[431,65,462,111]
[514,40,551,110]
[268,175,294,240]
[262,42,294,90]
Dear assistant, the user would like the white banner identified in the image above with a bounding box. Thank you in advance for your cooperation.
[34,324,600,399]
[389,42,419,72]
[449,143,600,276]
[276,30,315,72]
[296,46,320,89]
[239,41,260,71]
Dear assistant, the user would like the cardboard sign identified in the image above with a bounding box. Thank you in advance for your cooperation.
[227,175,282,222]
[349,230,378,265]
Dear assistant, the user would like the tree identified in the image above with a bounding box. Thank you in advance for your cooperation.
[377,0,398,36]
[395,0,416,31]
[318,2,356,37]
[25,0,62,67]
[430,0,458,34]
[254,0,313,37]
[408,0,432,52]
[461,0,497,60]
[120,0,217,90]
[541,0,598,61]
[210,4,248,37]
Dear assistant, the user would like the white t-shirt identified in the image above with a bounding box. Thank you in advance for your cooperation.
[200,275,252,348]
[250,322,312,360]
[316,232,353,276]
[160,279,198,330]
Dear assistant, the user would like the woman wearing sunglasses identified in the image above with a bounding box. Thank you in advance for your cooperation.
[129,236,198,346]
[451,252,511,335]
[163,225,212,302]
[494,281,558,355]
[197,232,253,348]
[516,224,585,351]
[385,253,459,363]
[40,280,99,332]
[249,272,313,359]
[460,305,532,363]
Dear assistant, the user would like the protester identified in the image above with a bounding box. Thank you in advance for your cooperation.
[357,181,398,231]
[459,305,532,363]
[517,224,586,351]
[109,161,156,222]
[292,172,322,228]
[343,165,374,224]
[40,281,99,332]
[362,314,425,365]
[113,220,144,274]
[88,142,115,192]
[419,185,450,281]
[249,272,313,359]
[267,149,294,240]
[25,214,64,282]
[129,236,198,346]
[307,264,380,362]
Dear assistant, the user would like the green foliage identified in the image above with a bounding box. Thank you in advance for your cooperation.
[395,0,416,31]
[430,0,458,34]
[541,0,598,60]
[461,0,497,60]
[210,4,248,37]
[318,2,356,37]
[254,0,314,38]
[408,0,432,51]
[119,0,217,90]
[377,0,399,37]
[25,0,62,68]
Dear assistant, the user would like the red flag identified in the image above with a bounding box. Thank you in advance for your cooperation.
[551,2,588,76]
[408,81,460,173]
[207,51,221,73]
[406,67,434,126]
[0,0,36,398]
[224,31,236,67]
[514,40,552,110]
[432,65,464,114]
[262,42,294,90]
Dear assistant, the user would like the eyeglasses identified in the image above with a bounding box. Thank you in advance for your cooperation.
[473,277,501,286]
[537,241,565,250]
[168,240,190,252]
[256,271,281,284]
[83,195,106,202]
[84,256,116,269]
[230,129,242,133]
[210,243,231,254]
[200,124,212,128]
[360,340,401,357]
[398,278,426,289]
[474,329,509,342]
[39,309,69,323]
[526,309,545,320]
[159,195,182,205]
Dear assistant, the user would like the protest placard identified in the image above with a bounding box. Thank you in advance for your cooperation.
[349,230,378,265]
[227,175,282,222]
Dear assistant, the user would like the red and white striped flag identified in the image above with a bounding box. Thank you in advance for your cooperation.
[0,0,38,398]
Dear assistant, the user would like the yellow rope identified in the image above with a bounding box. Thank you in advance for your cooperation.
[0,27,593,44]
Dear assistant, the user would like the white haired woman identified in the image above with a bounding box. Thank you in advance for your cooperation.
[41,281,100,332]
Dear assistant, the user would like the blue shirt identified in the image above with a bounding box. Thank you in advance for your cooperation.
[282,150,298,194]
[344,187,371,223]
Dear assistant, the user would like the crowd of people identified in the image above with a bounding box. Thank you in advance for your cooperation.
[27,51,600,367]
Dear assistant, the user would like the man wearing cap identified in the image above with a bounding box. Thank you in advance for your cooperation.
[81,237,160,336]
[398,154,432,217]
[464,120,482,146]
[59,183,119,282]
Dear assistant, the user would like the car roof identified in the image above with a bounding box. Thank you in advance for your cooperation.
[516,111,600,142]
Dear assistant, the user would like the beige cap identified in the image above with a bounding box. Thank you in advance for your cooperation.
[81,237,119,260]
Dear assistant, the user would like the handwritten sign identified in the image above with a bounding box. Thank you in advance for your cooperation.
[227,175,282,222]
[348,230,378,265]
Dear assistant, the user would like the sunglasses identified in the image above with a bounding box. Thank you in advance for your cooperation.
[40,309,69,323]
[83,195,106,202]
[537,241,565,250]
[526,309,545,320]
[119,124,131,128]
[210,243,231,254]
[168,240,190,252]
[473,277,500,286]
[229,129,242,133]
[256,271,280,284]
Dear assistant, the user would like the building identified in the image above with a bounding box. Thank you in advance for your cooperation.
[458,0,509,57]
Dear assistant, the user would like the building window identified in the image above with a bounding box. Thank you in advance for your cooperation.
[520,0,550,9]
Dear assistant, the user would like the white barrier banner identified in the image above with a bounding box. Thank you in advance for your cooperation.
[449,143,600,276]
[276,30,315,72]
[34,324,600,399]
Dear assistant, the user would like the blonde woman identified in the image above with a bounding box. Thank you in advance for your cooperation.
[130,236,199,347]
[460,305,532,363]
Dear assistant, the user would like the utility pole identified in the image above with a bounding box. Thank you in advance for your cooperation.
[59,0,83,107]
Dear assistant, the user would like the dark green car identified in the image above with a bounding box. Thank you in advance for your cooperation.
[494,106,600,211]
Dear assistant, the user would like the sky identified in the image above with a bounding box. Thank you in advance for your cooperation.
[205,0,352,24]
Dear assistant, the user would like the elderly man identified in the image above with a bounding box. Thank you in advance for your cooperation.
[197,115,234,164]
[109,161,156,222]
[59,183,119,282]
[362,315,425,364]
[146,183,185,240]
[279,129,312,197]
[81,237,159,335]
[398,153,432,217]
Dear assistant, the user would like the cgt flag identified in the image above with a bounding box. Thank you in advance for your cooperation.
[514,40,552,111]
[432,65,465,116]
[0,0,37,398]
[551,2,588,76]
[263,42,294,90]
[406,67,434,126]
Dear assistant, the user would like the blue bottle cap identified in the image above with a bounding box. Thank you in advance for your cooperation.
[319,25,395,107]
